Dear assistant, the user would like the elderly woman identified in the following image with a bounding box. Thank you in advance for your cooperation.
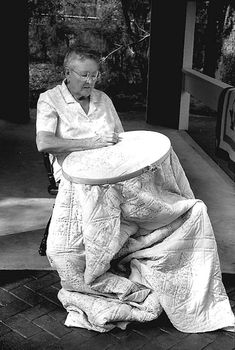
[36,46,235,333]
[36,47,124,182]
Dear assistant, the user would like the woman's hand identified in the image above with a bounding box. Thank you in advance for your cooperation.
[36,130,121,155]
[94,132,120,148]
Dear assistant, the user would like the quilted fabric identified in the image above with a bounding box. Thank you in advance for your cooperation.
[46,148,235,333]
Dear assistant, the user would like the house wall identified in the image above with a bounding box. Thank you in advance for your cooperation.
[0,1,29,124]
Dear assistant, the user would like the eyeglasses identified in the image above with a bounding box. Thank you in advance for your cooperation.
[69,68,100,81]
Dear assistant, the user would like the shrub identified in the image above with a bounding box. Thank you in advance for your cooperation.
[219,53,235,86]
[29,63,63,107]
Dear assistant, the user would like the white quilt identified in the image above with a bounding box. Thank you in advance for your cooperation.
[47,148,235,333]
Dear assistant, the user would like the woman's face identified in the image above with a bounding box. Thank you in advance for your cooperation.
[66,58,99,98]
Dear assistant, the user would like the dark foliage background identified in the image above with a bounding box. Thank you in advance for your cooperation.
[28,0,150,111]
[28,0,235,113]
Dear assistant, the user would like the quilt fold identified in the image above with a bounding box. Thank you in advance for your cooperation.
[46,148,235,333]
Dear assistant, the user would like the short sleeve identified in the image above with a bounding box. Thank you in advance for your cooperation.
[105,95,124,133]
[36,94,58,134]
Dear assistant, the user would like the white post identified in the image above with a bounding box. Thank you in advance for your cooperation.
[179,1,196,130]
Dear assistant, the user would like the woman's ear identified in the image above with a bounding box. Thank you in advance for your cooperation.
[64,67,70,79]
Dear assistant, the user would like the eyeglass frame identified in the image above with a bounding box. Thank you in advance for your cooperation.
[67,67,100,82]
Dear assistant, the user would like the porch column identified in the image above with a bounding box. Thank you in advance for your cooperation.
[0,1,29,123]
[179,1,197,130]
[146,0,196,129]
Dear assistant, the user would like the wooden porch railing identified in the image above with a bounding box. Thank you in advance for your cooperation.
[178,1,233,130]
[179,67,233,130]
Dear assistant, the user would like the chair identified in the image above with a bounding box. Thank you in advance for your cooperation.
[38,152,59,256]
[42,152,60,196]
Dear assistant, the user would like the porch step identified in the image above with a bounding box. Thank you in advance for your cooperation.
[0,230,51,270]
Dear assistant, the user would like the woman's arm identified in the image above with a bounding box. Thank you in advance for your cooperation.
[36,131,119,154]
[104,93,124,133]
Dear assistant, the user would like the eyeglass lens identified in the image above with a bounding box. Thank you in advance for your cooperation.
[72,69,99,80]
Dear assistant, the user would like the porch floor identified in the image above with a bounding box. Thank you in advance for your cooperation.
[0,112,234,272]
[0,270,234,350]
[0,112,235,348]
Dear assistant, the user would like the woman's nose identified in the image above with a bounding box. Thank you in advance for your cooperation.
[85,76,92,83]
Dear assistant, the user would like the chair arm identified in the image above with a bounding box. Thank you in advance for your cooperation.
[42,152,59,196]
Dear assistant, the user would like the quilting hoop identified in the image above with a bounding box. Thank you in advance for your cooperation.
[62,130,171,185]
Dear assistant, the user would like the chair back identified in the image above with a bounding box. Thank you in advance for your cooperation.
[42,152,59,195]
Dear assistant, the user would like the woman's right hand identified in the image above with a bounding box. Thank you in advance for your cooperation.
[36,130,121,154]
[94,132,120,148]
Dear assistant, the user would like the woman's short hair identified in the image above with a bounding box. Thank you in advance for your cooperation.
[63,45,100,69]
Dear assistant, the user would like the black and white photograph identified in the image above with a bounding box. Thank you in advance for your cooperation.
[0,1,235,349]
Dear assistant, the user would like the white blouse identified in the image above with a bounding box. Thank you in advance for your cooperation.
[36,80,124,181]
